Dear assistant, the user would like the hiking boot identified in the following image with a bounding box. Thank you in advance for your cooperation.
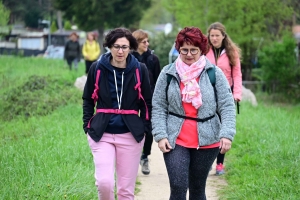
[140,158,150,175]
[216,163,225,175]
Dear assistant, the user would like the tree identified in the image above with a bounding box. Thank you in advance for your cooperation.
[63,20,71,30]
[139,0,174,30]
[0,2,10,26]
[24,8,43,28]
[163,0,295,80]
[258,35,300,100]
[50,20,57,33]
[54,0,151,53]
[3,0,53,27]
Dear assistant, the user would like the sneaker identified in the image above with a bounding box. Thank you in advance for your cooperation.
[140,158,150,175]
[216,163,225,175]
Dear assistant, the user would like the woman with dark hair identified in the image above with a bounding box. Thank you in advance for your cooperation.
[151,27,236,199]
[82,28,152,200]
[132,29,161,175]
[206,22,242,175]
[64,32,80,70]
[82,32,100,74]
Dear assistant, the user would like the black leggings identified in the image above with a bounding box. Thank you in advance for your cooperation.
[163,145,219,200]
[216,152,225,164]
[142,132,153,157]
[85,60,96,74]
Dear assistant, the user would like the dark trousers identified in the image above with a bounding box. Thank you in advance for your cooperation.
[216,152,225,164]
[66,58,78,70]
[85,60,96,74]
[164,145,219,200]
[142,132,153,157]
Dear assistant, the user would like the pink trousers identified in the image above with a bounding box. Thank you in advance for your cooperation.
[87,133,144,200]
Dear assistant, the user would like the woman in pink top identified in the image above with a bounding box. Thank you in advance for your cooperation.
[206,22,242,175]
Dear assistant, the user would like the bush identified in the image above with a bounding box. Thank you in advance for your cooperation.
[50,21,57,33]
[258,35,300,101]
[0,75,80,121]
[64,20,72,30]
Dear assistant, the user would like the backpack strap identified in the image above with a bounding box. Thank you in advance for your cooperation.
[91,69,101,104]
[165,64,173,102]
[134,67,149,120]
[207,66,216,87]
[207,65,218,104]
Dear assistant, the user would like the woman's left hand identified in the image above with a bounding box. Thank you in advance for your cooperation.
[220,138,232,154]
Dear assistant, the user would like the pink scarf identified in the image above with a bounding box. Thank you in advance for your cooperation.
[175,55,206,109]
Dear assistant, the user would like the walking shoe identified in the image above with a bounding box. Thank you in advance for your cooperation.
[216,163,225,175]
[140,158,150,175]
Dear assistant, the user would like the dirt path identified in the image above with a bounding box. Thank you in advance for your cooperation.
[135,142,227,200]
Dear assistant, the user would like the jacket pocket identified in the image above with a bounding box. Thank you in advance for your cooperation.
[87,114,96,128]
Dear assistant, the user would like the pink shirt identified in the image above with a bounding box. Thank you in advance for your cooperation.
[206,48,242,101]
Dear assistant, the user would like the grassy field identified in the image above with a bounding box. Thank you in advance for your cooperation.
[0,56,98,199]
[222,101,300,199]
[1,56,299,199]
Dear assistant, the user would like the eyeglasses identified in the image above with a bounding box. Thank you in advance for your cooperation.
[140,40,149,44]
[179,48,199,55]
[112,44,130,52]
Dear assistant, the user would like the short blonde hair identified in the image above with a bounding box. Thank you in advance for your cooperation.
[132,29,148,43]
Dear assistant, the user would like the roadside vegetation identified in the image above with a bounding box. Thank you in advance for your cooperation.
[222,101,300,199]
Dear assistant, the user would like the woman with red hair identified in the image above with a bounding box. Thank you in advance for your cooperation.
[151,27,236,199]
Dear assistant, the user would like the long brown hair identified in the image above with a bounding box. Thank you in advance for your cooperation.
[207,22,241,66]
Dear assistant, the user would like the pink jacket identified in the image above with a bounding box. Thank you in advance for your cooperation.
[206,48,242,101]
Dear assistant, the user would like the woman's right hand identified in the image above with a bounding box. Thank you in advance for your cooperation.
[158,138,172,153]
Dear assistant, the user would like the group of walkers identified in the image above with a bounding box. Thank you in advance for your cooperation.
[81,22,242,200]
[63,31,100,73]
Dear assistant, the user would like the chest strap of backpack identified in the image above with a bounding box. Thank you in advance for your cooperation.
[91,68,149,120]
[169,111,215,122]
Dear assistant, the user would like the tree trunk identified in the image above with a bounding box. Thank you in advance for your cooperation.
[98,27,105,55]
[56,11,63,32]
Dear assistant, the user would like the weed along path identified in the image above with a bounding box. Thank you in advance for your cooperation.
[135,142,227,200]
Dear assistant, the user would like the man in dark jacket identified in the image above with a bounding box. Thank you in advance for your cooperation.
[132,29,161,175]
[64,32,81,70]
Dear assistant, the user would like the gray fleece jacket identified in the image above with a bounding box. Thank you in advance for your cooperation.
[151,58,236,149]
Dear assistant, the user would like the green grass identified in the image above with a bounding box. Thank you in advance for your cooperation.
[0,56,98,199]
[222,101,300,199]
[0,56,141,199]
[0,104,96,199]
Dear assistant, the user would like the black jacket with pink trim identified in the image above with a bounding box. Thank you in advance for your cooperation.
[82,54,152,143]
